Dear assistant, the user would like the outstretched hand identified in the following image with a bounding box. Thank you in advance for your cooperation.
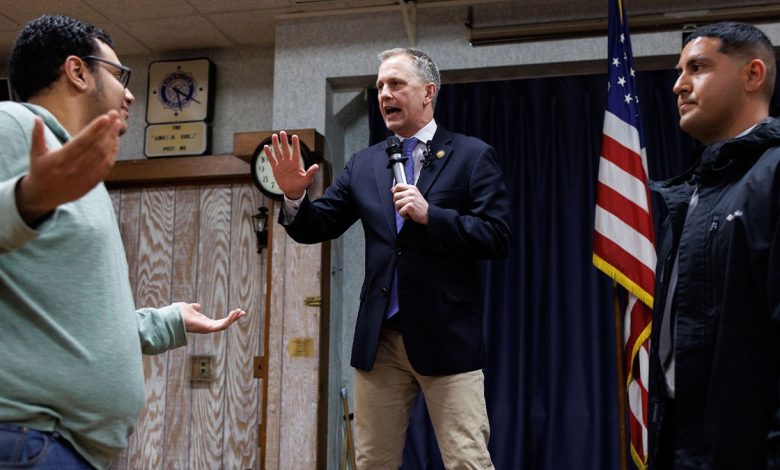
[178,302,247,334]
[263,130,319,199]
[16,111,122,224]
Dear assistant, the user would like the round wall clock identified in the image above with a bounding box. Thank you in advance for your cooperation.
[251,135,316,200]
[146,58,215,124]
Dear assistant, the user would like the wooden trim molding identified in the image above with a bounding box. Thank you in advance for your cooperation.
[106,154,251,188]
[232,128,325,162]
[106,128,325,189]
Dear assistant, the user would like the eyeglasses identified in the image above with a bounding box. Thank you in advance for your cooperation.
[80,55,132,89]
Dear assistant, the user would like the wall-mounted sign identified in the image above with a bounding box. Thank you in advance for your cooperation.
[144,122,210,158]
[287,337,315,358]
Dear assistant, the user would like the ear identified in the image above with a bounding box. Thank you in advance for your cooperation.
[423,82,437,106]
[62,56,90,92]
[743,58,767,94]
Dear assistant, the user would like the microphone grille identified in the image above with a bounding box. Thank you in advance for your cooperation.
[385,136,401,156]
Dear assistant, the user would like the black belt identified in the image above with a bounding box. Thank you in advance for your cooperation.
[384,314,401,331]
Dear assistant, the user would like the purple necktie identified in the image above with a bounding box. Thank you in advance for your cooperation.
[386,137,418,319]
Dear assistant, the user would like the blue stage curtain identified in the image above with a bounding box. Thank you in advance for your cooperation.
[366,68,715,469]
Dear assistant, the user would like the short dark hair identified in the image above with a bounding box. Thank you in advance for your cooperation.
[9,15,113,102]
[684,21,776,100]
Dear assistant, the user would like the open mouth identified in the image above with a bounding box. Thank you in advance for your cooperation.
[384,106,401,118]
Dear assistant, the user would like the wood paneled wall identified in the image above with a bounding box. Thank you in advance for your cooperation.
[264,206,330,470]
[107,174,328,470]
[108,183,267,469]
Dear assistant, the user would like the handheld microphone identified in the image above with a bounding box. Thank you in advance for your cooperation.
[385,136,407,185]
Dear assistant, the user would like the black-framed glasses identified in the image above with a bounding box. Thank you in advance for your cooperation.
[80,55,132,89]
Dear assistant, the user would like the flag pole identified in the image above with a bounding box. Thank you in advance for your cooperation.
[612,281,629,470]
[597,0,654,464]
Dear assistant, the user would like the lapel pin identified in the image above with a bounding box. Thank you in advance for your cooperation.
[436,150,445,158]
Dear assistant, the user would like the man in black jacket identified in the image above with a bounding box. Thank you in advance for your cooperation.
[648,22,780,469]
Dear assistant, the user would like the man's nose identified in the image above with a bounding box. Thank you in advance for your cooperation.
[673,73,689,96]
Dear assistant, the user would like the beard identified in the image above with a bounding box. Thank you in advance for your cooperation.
[87,74,127,136]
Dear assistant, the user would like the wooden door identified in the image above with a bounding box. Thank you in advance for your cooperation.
[108,183,267,469]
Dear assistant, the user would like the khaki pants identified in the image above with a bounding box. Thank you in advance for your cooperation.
[354,327,494,470]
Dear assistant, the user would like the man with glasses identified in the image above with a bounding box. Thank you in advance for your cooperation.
[0,15,246,469]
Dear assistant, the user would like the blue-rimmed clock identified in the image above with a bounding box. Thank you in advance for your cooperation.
[146,58,215,124]
[159,71,195,113]
[145,58,215,158]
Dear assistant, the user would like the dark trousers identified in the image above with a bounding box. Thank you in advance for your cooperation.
[0,423,94,469]
[656,398,676,469]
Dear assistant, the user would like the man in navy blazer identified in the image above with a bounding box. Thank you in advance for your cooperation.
[265,48,510,469]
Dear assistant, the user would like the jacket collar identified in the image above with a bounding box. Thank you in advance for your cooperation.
[21,103,71,144]
[694,117,780,184]
[654,117,780,189]
[415,126,453,196]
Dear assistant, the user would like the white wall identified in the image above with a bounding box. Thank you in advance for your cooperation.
[119,46,274,160]
[271,7,686,132]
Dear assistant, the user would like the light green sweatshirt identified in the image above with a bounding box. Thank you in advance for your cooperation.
[0,102,187,469]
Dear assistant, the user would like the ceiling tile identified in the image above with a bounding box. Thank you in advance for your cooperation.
[83,0,196,21]
[0,14,19,31]
[0,29,18,61]
[91,22,152,56]
[0,0,107,25]
[123,15,234,51]
[209,10,279,46]
[0,0,777,58]
[343,0,396,7]
[292,0,348,13]
[188,0,291,13]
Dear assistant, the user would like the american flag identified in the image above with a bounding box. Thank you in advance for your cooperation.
[592,0,656,468]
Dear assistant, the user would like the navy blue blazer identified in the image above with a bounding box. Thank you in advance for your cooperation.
[282,126,511,375]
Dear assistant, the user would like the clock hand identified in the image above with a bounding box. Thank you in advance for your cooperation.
[174,90,182,112]
[173,86,202,105]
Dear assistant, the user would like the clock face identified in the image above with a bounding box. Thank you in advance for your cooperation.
[146,58,214,124]
[158,71,198,114]
[250,136,313,200]
[253,150,285,198]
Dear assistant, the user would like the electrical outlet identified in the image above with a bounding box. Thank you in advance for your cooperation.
[190,354,215,382]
